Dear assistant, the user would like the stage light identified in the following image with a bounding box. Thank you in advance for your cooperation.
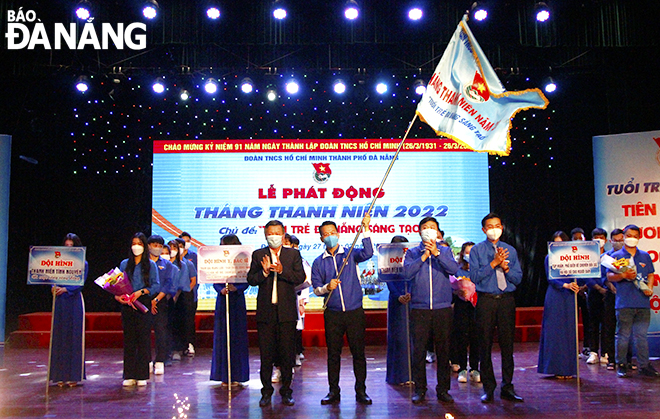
[206,7,220,20]
[266,86,278,101]
[344,0,359,20]
[204,78,218,94]
[333,80,347,94]
[535,2,550,22]
[152,78,165,94]
[75,1,93,20]
[413,79,426,95]
[470,2,488,22]
[142,0,159,20]
[75,76,90,93]
[272,0,287,20]
[376,82,388,94]
[408,7,423,21]
[179,89,190,101]
[241,78,254,94]
[543,77,557,93]
[285,80,299,95]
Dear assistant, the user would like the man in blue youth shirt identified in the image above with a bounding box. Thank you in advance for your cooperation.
[404,217,459,404]
[312,214,373,405]
[470,213,523,403]
[606,224,659,378]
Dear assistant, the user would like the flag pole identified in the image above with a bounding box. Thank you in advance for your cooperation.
[323,114,419,309]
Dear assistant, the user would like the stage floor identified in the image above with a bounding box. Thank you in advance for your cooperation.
[0,343,658,418]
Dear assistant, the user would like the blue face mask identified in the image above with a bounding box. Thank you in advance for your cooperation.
[323,235,339,249]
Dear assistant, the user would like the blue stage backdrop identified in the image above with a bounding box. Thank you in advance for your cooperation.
[594,130,660,356]
[152,138,490,310]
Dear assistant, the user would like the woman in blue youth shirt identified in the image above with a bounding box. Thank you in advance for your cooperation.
[49,233,88,387]
[538,231,581,378]
[117,233,160,387]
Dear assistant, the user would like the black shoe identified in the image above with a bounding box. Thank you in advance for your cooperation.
[640,365,660,378]
[259,394,271,407]
[500,389,524,402]
[282,394,295,406]
[411,391,426,404]
[617,364,628,378]
[320,392,341,405]
[437,392,454,403]
[481,392,494,403]
[356,392,372,405]
[606,362,615,370]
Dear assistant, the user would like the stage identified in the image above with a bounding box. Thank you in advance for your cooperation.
[0,343,658,418]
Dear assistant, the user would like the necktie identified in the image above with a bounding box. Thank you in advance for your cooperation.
[494,243,507,291]
[271,251,278,304]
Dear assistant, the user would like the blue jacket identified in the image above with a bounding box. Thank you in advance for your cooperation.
[404,242,459,310]
[156,258,179,297]
[609,247,654,309]
[119,258,160,296]
[311,237,373,312]
[469,239,522,294]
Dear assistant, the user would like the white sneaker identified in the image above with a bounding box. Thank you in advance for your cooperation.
[172,352,181,361]
[187,344,195,356]
[295,354,302,367]
[149,362,153,374]
[425,351,436,363]
[451,363,460,372]
[469,370,481,383]
[600,354,609,364]
[137,380,148,386]
[586,352,599,364]
[271,368,281,383]
[457,370,468,383]
[122,379,136,387]
[298,353,305,360]
[154,362,165,375]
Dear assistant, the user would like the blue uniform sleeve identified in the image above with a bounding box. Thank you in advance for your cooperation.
[505,246,523,286]
[352,237,374,263]
[431,246,459,275]
[469,244,492,285]
[311,258,327,289]
[147,260,160,295]
[403,246,425,280]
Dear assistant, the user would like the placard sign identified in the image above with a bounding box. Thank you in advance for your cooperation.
[547,241,601,279]
[27,246,86,285]
[376,242,416,282]
[197,245,253,284]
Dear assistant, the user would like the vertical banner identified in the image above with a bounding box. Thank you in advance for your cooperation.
[593,130,660,355]
[0,135,11,362]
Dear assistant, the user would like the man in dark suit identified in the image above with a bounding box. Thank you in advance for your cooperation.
[247,220,305,407]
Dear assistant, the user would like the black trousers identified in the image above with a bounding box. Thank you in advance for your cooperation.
[324,307,367,394]
[412,307,452,393]
[152,298,170,363]
[257,305,296,397]
[578,291,592,351]
[450,298,480,372]
[121,295,153,380]
[476,292,516,394]
[172,291,196,351]
[601,291,617,360]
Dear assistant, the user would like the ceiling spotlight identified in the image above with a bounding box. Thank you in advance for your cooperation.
[470,2,488,22]
[241,78,254,94]
[408,7,423,21]
[285,80,299,95]
[344,0,359,20]
[152,78,165,94]
[75,75,90,93]
[206,6,220,20]
[272,0,287,20]
[376,82,388,95]
[142,0,159,20]
[266,86,278,101]
[543,77,557,93]
[179,89,190,101]
[413,79,426,95]
[204,78,218,94]
[74,1,93,20]
[535,2,550,22]
[333,80,347,94]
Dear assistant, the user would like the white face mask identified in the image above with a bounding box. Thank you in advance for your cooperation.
[486,228,502,241]
[160,255,170,261]
[594,238,605,249]
[624,237,639,248]
[131,245,144,256]
[266,234,283,249]
[611,240,624,251]
[184,241,191,250]
[420,229,438,242]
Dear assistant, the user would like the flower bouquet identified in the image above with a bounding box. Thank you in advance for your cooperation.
[601,255,648,293]
[94,267,148,313]
[449,275,477,307]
